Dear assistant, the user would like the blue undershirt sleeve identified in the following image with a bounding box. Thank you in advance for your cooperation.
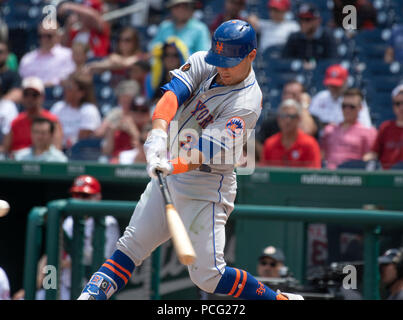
[161,77,191,107]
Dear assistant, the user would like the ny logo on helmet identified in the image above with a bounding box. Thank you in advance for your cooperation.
[215,41,224,55]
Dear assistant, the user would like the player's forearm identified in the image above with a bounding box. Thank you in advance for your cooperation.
[152,118,169,132]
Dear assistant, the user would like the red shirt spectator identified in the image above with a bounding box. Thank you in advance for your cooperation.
[111,130,133,158]
[364,84,403,169]
[371,120,403,169]
[69,26,110,58]
[59,0,110,58]
[261,129,321,168]
[10,109,59,152]
[260,99,321,168]
[2,77,62,154]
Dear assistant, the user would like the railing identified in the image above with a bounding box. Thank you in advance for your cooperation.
[23,199,161,300]
[24,200,403,300]
[231,205,403,300]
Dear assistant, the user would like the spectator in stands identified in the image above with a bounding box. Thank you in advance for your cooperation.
[260,99,322,168]
[0,41,22,104]
[71,42,90,74]
[117,122,151,164]
[256,80,320,160]
[149,0,210,55]
[2,77,63,155]
[248,0,300,52]
[309,64,372,128]
[320,88,377,169]
[50,72,102,150]
[130,60,151,97]
[385,22,403,64]
[209,0,247,34]
[379,248,403,300]
[102,95,151,163]
[86,26,148,87]
[35,175,120,300]
[58,0,110,58]
[19,22,75,87]
[0,86,18,153]
[146,37,189,102]
[282,3,337,61]
[14,117,68,162]
[257,246,287,278]
[95,80,141,138]
[363,84,403,169]
[331,0,377,30]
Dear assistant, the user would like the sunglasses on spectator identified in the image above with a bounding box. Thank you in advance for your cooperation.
[72,193,93,199]
[164,53,179,58]
[132,106,149,113]
[278,113,299,119]
[393,101,403,107]
[119,37,133,42]
[342,103,359,110]
[259,260,277,267]
[299,17,315,22]
[23,90,41,98]
[39,33,54,39]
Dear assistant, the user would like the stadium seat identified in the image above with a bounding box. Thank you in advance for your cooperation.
[390,161,403,170]
[3,0,45,29]
[68,138,103,162]
[203,0,225,25]
[44,86,64,110]
[337,159,381,170]
[261,45,284,61]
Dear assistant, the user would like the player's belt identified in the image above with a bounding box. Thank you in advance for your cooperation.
[198,164,212,173]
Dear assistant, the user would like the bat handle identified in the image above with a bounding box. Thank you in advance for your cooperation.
[156,170,172,205]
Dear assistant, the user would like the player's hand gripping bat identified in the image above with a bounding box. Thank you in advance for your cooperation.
[156,170,196,265]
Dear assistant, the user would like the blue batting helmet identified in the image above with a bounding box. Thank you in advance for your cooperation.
[205,19,257,68]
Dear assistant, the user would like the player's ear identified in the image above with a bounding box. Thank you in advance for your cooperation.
[248,49,257,62]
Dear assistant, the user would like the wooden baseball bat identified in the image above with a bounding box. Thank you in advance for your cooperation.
[156,170,196,265]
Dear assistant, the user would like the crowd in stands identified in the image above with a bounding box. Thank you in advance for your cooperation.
[0,0,402,170]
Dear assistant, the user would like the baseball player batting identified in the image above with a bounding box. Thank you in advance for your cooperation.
[78,20,303,300]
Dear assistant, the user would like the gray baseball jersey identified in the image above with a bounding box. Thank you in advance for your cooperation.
[167,51,262,211]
